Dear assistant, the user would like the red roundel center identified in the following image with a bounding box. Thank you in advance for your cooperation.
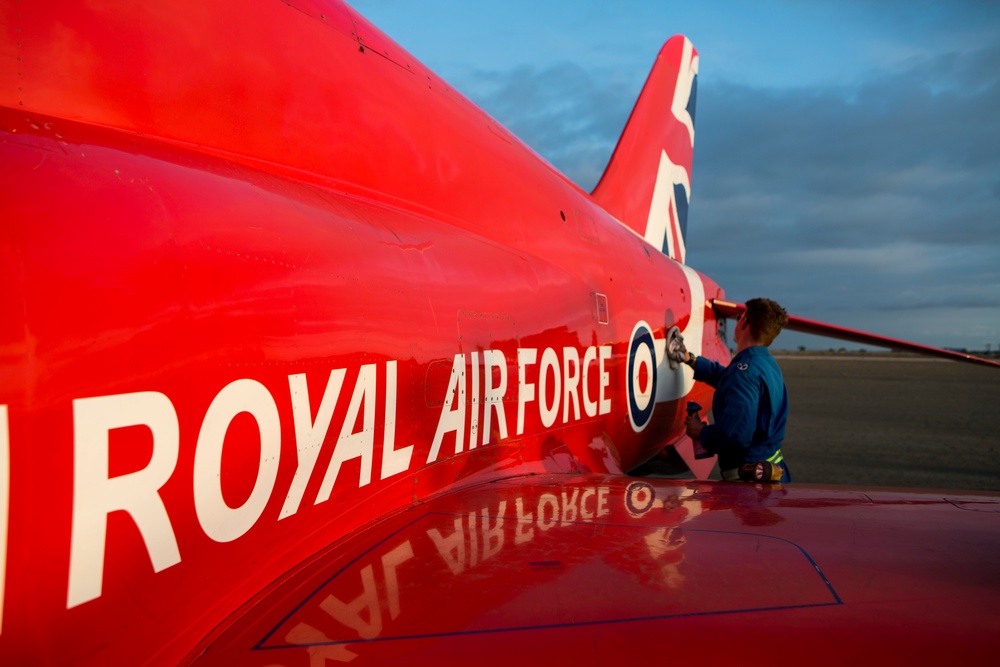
[638,361,650,394]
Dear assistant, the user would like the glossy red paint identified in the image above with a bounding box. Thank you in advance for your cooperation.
[189,475,1000,666]
[1,1,997,665]
[1,1,718,662]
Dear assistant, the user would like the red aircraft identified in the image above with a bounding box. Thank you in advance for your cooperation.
[1,1,998,664]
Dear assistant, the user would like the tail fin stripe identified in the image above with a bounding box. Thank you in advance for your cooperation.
[645,149,690,262]
[591,36,699,264]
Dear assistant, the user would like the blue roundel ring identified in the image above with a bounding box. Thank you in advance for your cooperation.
[627,321,657,432]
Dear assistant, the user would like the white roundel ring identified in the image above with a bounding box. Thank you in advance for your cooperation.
[627,321,657,432]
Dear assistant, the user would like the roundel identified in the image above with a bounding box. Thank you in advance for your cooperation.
[625,481,656,516]
[627,321,657,432]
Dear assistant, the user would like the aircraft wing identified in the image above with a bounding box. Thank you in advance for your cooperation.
[187,473,1000,665]
[712,300,1000,369]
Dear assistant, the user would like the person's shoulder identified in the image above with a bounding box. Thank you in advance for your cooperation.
[743,346,776,361]
[728,349,761,378]
[748,346,785,381]
[734,347,778,376]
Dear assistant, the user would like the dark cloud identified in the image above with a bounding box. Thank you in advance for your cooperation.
[692,45,1000,323]
[457,44,1000,349]
[460,63,635,191]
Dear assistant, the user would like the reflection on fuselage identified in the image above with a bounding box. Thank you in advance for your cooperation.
[274,481,707,659]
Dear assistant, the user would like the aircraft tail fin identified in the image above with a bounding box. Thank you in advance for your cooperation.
[591,36,698,264]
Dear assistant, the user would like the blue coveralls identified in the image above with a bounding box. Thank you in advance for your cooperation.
[692,346,791,483]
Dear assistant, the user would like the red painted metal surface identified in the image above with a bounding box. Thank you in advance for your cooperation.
[189,475,1000,665]
[1,1,997,665]
[1,1,721,662]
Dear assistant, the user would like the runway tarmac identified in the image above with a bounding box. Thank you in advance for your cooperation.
[641,353,1000,492]
[776,353,1000,491]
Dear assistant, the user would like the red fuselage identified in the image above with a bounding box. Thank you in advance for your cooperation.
[0,1,724,662]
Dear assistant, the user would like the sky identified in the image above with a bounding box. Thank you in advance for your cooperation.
[350,0,1000,352]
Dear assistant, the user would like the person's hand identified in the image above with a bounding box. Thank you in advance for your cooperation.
[668,333,689,367]
[686,415,713,458]
[685,414,705,439]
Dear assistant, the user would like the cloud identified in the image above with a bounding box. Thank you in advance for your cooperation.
[458,62,637,190]
[455,43,1000,348]
[691,45,1000,326]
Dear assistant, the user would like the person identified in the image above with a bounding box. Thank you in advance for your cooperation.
[674,298,791,483]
